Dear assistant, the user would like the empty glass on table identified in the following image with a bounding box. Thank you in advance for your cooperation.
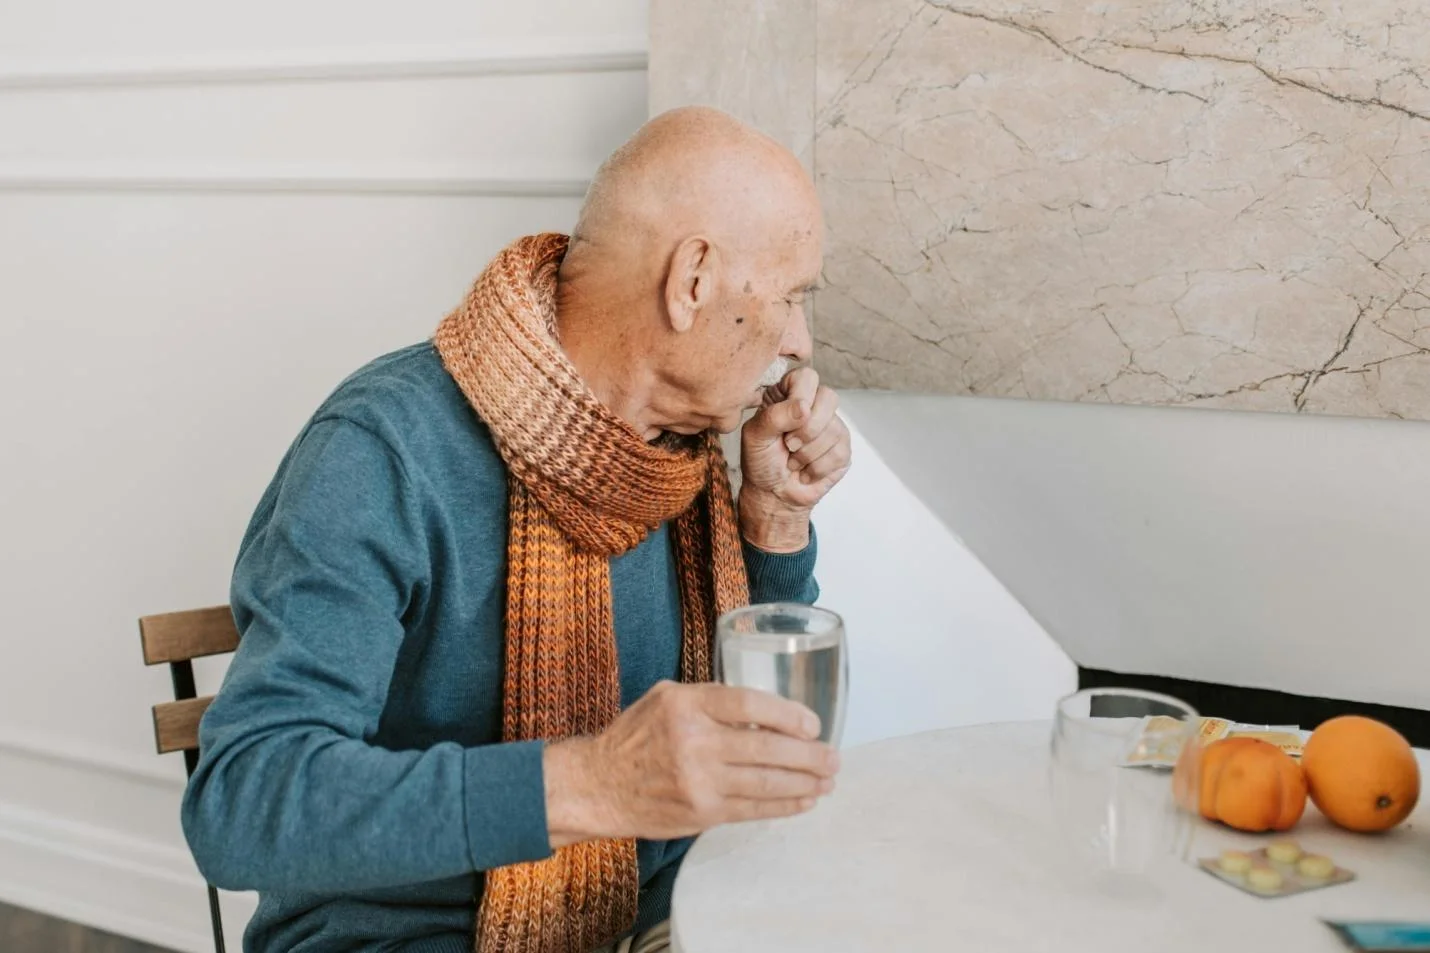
[1049,687,1201,875]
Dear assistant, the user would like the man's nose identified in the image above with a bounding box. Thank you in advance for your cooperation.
[782,306,814,364]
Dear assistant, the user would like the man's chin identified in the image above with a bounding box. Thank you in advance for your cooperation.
[704,410,749,435]
[660,420,730,437]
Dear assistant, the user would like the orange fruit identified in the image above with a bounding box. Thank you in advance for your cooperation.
[1302,716,1420,833]
[1196,737,1307,832]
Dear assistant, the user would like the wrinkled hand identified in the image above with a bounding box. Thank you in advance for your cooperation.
[543,681,839,845]
[738,367,851,552]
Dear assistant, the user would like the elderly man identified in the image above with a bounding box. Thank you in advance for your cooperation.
[182,106,851,953]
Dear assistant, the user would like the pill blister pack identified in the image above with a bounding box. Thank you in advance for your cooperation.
[1198,842,1355,898]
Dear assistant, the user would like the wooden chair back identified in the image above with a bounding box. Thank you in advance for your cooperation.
[139,604,239,953]
[140,606,238,764]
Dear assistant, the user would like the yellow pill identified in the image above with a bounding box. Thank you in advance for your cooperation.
[1218,850,1254,875]
[1248,867,1284,892]
[1266,840,1302,865]
[1298,854,1336,880]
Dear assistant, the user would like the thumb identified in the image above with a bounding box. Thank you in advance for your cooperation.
[744,397,810,443]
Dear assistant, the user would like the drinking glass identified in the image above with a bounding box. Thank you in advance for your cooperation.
[1049,687,1200,875]
[715,603,848,747]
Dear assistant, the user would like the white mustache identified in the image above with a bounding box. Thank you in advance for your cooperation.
[757,357,794,389]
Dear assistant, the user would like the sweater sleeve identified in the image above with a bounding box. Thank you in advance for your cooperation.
[742,523,820,605]
[181,418,551,893]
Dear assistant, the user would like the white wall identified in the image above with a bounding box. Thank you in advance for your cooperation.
[845,393,1430,713]
[813,422,1075,748]
[0,4,647,949]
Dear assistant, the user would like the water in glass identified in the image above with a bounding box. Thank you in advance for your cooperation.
[716,604,848,747]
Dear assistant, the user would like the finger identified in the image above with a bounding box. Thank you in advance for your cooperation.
[777,366,820,408]
[783,387,839,456]
[698,684,821,739]
[722,729,840,777]
[774,474,846,511]
[719,766,836,800]
[796,438,852,483]
[747,367,820,441]
[801,465,851,491]
[787,418,844,470]
[723,796,821,823]
[742,398,810,443]
[790,418,851,474]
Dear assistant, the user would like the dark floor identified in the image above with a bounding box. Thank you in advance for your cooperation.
[0,901,180,953]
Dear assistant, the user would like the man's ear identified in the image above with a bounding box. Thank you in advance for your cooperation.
[663,236,716,334]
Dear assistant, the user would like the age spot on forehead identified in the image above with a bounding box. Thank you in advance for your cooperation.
[743,280,753,293]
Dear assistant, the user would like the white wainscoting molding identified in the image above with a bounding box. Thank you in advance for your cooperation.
[0,36,647,90]
[0,723,182,789]
[0,161,592,196]
[0,797,256,953]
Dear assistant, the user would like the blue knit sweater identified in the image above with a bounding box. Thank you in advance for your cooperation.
[181,343,819,953]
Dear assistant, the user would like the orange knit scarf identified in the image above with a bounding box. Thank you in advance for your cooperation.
[434,233,750,953]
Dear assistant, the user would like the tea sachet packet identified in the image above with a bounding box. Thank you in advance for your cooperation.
[1122,715,1303,768]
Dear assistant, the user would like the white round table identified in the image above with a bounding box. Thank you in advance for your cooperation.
[672,721,1430,952]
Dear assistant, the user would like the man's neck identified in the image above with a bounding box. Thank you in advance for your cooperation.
[556,297,667,442]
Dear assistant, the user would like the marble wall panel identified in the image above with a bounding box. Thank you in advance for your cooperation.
[652,0,1430,419]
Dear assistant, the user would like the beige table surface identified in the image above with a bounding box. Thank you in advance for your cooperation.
[672,720,1430,952]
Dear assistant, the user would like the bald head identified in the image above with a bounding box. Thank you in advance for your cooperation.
[572,106,817,256]
[556,106,823,438]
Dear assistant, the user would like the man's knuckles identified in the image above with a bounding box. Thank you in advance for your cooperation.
[802,441,852,480]
[788,428,842,468]
[668,754,723,820]
[784,395,843,446]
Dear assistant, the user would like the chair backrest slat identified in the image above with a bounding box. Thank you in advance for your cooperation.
[140,606,239,666]
[152,695,214,754]
[140,604,234,952]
